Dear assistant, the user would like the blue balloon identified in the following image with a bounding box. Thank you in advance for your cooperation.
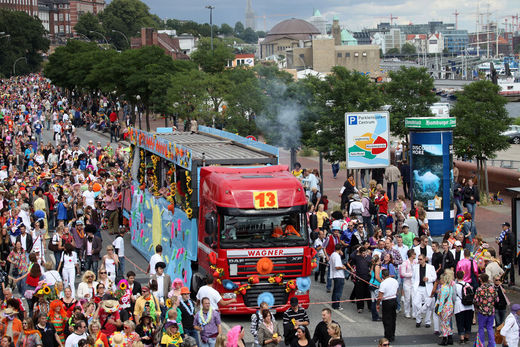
[222,280,238,290]
[296,277,311,292]
[257,292,275,308]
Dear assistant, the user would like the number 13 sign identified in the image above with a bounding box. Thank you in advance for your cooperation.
[253,191,278,209]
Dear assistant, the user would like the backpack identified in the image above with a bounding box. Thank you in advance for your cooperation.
[367,198,378,215]
[458,282,475,306]
[309,214,318,231]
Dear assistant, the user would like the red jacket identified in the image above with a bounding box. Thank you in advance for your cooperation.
[375,194,389,215]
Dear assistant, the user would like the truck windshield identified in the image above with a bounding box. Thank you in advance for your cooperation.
[220,211,307,248]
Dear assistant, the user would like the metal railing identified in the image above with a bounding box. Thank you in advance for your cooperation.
[459,158,520,170]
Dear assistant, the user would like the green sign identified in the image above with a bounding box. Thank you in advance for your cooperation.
[405,117,456,129]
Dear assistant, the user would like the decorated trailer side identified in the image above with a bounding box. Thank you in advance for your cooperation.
[124,126,313,314]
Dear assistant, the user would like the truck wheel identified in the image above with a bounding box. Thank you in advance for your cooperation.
[513,136,520,145]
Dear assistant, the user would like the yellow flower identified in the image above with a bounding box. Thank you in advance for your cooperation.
[43,286,51,295]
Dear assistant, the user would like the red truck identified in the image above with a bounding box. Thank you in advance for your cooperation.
[128,126,312,314]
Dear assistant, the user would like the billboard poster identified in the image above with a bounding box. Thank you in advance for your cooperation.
[345,111,390,169]
[411,144,445,212]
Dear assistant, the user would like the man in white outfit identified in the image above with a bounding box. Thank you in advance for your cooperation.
[412,254,436,328]
[413,235,433,264]
[399,249,415,318]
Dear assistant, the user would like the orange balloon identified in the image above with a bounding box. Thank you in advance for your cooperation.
[92,183,102,192]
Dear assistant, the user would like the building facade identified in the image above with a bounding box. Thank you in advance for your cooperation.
[427,33,444,54]
[441,29,468,54]
[260,18,320,59]
[286,37,380,74]
[383,28,405,53]
[406,34,427,53]
[131,28,189,60]
[309,9,327,35]
[0,0,39,16]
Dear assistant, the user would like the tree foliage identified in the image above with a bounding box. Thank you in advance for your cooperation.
[401,42,416,55]
[386,47,400,55]
[452,80,511,160]
[304,67,384,162]
[74,13,104,41]
[99,0,161,49]
[383,66,437,138]
[190,38,234,74]
[0,9,49,77]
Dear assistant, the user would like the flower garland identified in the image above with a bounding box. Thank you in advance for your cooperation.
[128,146,134,178]
[139,150,146,187]
[150,155,160,197]
[167,165,176,204]
[184,171,193,219]
[198,307,213,326]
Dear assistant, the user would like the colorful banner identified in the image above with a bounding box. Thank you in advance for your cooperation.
[129,184,198,287]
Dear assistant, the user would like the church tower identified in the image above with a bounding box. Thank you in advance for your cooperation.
[245,0,255,30]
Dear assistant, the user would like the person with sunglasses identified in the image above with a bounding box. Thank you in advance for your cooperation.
[377,338,390,347]
[64,320,87,347]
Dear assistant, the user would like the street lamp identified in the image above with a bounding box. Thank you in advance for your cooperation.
[89,30,108,46]
[13,57,27,75]
[76,33,90,41]
[111,29,130,47]
[205,5,215,52]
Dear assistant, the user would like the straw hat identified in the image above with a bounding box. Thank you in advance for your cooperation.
[101,300,119,313]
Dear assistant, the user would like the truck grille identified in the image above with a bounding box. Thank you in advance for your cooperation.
[243,283,289,308]
[228,256,303,278]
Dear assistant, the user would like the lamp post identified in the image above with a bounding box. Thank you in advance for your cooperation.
[76,33,90,41]
[89,30,108,46]
[13,57,27,75]
[111,29,130,47]
[205,5,215,52]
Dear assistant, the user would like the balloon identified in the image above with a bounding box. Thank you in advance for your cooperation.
[92,183,102,192]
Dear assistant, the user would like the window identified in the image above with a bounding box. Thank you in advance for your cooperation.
[58,13,63,21]
[362,52,367,57]
[345,52,350,57]
[54,13,57,21]
[337,52,342,58]
[354,52,359,57]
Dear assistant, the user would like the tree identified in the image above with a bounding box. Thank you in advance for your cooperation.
[0,9,49,77]
[383,66,437,138]
[99,0,161,50]
[190,38,234,74]
[304,67,384,162]
[452,80,511,195]
[240,27,258,44]
[401,42,416,55]
[167,69,209,121]
[256,31,266,38]
[219,23,234,36]
[234,21,245,36]
[386,47,400,55]
[73,12,103,41]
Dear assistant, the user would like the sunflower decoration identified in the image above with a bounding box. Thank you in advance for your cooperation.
[165,298,173,308]
[150,155,160,196]
[43,285,51,295]
[138,150,146,186]
[114,279,131,303]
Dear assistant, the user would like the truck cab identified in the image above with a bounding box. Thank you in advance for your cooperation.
[196,165,312,314]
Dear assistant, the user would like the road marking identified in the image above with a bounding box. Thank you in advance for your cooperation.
[323,304,356,323]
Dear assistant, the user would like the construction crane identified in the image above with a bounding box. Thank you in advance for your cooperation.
[255,14,297,32]
[453,9,460,30]
[389,14,398,26]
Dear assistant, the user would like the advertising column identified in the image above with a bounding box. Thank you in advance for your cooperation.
[406,117,456,236]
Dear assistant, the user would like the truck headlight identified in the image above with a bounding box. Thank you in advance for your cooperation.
[223,293,236,299]
[295,290,308,296]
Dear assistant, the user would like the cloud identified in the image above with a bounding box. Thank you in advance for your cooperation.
[142,0,519,33]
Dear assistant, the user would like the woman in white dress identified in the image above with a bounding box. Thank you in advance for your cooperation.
[100,245,119,283]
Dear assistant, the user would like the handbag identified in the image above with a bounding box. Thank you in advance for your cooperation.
[494,322,505,345]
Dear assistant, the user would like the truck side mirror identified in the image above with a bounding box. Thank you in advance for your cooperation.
[205,212,217,235]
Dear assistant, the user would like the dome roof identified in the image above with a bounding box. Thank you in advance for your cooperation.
[263,18,320,44]
[268,18,320,36]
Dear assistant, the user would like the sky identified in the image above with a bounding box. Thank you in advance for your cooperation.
[142,0,518,33]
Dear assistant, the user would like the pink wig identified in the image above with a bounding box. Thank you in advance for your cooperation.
[226,326,243,347]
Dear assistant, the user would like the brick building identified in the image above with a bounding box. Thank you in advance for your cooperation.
[0,0,39,16]
[1,0,105,40]
[131,28,189,60]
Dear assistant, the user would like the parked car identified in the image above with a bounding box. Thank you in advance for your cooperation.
[502,124,520,144]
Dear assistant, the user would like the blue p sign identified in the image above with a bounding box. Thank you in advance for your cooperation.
[348,115,357,125]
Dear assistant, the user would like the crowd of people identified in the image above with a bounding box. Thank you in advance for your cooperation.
[294,162,519,346]
[0,72,519,347]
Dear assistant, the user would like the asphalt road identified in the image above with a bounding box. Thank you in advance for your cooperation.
[41,126,520,347]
